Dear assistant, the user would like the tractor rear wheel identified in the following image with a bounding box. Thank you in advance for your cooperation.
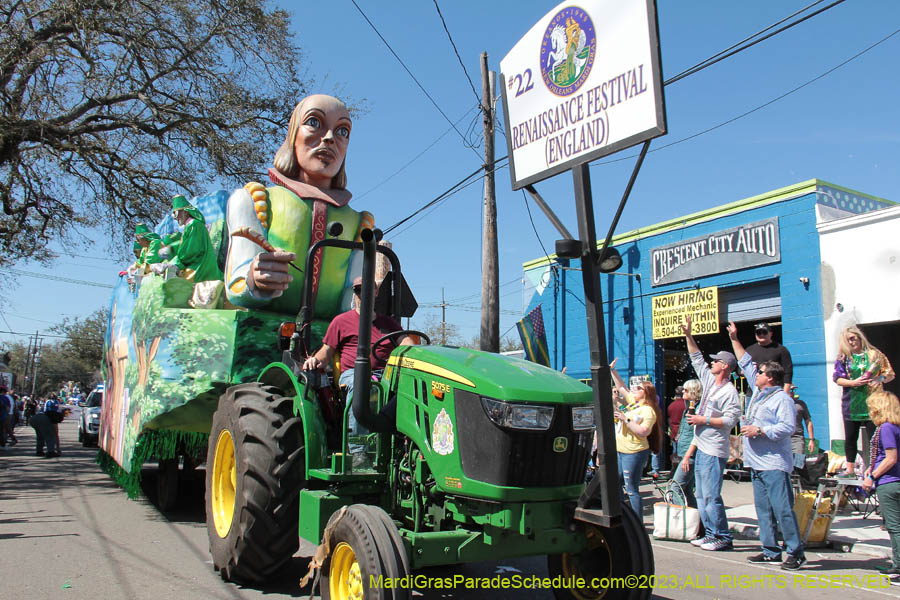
[205,382,305,583]
[320,504,406,600]
[548,504,653,600]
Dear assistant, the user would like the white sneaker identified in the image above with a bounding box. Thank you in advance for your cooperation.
[691,535,714,547]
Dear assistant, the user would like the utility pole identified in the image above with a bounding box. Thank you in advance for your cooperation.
[24,333,34,390]
[30,331,42,398]
[440,288,448,345]
[479,51,499,353]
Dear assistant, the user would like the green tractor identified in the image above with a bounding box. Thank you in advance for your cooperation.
[204,223,654,599]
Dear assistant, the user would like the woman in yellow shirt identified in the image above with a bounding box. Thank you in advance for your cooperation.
[610,358,662,516]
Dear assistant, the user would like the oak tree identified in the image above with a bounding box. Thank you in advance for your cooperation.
[0,0,307,265]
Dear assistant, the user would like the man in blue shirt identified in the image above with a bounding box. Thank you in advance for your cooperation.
[728,321,807,571]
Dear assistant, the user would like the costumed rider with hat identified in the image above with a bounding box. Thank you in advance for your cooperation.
[123,223,162,284]
[150,195,222,283]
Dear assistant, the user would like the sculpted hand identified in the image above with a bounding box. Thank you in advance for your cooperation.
[248,251,296,296]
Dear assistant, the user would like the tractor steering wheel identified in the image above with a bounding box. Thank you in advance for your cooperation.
[372,329,430,352]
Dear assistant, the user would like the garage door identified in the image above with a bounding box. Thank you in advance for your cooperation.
[719,279,781,323]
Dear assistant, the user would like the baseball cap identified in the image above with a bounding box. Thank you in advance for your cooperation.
[709,351,737,370]
[754,323,771,333]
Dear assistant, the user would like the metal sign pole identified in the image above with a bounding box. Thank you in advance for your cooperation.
[571,163,620,524]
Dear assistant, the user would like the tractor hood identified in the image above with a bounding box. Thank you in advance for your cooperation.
[387,345,592,404]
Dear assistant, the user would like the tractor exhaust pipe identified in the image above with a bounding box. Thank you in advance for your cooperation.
[352,228,393,433]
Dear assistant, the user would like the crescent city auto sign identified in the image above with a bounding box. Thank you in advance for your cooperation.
[650,218,781,287]
[500,0,666,190]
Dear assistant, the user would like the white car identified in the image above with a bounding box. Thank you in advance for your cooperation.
[78,388,103,447]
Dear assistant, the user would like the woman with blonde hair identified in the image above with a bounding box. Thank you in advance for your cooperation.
[609,359,663,516]
[833,326,895,476]
[861,391,900,586]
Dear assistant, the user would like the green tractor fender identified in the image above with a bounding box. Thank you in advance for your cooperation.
[257,362,329,473]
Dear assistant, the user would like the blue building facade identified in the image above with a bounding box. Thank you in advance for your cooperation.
[522,180,893,449]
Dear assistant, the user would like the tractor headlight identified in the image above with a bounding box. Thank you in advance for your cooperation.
[481,397,555,430]
[571,406,595,431]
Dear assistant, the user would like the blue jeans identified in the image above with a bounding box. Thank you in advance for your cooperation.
[694,450,731,541]
[650,451,661,473]
[339,369,365,436]
[618,449,649,516]
[672,458,697,508]
[752,468,804,558]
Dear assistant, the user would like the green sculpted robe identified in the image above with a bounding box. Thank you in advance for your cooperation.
[224,172,371,319]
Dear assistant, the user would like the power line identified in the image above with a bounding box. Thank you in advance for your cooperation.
[0,268,114,289]
[0,330,103,343]
[355,105,480,202]
[445,276,520,304]
[595,27,900,167]
[432,0,480,104]
[349,0,480,157]
[665,0,845,86]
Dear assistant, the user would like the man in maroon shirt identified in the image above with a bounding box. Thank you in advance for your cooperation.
[302,277,416,421]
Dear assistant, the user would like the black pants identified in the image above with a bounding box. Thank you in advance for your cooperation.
[843,419,875,466]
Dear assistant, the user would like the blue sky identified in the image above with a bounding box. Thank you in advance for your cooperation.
[3,0,899,349]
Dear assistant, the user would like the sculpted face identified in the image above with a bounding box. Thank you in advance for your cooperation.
[294,95,351,189]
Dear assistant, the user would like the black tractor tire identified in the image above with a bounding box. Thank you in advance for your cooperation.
[548,504,654,600]
[356,505,410,600]
[320,505,403,600]
[157,458,179,511]
[205,382,305,583]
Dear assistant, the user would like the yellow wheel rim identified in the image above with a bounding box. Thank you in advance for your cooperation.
[560,526,613,600]
[330,542,364,600]
[211,428,237,538]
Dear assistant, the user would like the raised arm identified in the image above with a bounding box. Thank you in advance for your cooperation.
[681,315,699,355]
[727,321,746,360]
[608,357,628,398]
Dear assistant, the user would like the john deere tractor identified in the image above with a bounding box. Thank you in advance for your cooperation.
[205,225,653,599]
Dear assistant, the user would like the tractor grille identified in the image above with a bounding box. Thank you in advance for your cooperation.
[454,390,592,487]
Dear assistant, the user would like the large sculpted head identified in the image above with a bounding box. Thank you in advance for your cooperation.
[273,94,351,190]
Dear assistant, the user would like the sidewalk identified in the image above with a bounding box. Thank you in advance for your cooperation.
[646,473,892,559]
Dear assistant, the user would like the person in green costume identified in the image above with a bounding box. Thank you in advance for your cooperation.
[157,196,222,283]
[133,223,163,269]
[224,94,373,318]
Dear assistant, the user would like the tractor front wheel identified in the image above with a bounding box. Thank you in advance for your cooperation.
[205,382,305,583]
[548,504,653,600]
[320,504,408,600]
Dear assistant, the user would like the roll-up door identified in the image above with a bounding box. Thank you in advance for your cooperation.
[718,279,781,323]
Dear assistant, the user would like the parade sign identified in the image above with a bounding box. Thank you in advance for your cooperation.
[500,0,666,190]
[652,287,719,340]
[650,218,781,287]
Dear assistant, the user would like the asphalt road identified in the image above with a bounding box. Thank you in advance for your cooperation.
[1,412,896,599]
